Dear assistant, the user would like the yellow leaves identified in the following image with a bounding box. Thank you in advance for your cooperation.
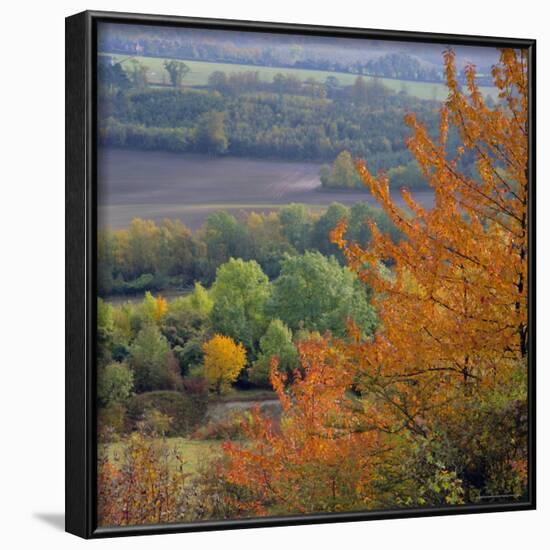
[203,334,247,394]
[153,295,168,321]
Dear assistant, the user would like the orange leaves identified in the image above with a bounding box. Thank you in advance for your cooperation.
[329,49,529,442]
[222,337,382,514]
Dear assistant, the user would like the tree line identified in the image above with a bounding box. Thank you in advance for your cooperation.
[98,58,478,184]
[98,26,494,85]
[97,202,400,297]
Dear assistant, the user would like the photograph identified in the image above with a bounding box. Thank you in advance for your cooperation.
[93,17,532,530]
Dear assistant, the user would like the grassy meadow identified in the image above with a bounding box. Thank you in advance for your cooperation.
[101,52,497,101]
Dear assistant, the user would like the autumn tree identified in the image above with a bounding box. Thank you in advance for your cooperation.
[194,111,228,154]
[130,291,168,331]
[320,150,363,189]
[330,48,529,497]
[223,337,383,514]
[203,334,247,394]
[224,49,530,508]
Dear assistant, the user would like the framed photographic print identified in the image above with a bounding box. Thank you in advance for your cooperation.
[65,10,536,538]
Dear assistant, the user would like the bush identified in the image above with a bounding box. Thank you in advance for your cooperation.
[249,319,298,388]
[182,375,208,395]
[191,413,250,441]
[98,403,127,442]
[129,325,182,392]
[97,362,134,407]
[387,160,427,190]
[127,391,207,436]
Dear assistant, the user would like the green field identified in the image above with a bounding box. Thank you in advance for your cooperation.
[100,53,497,102]
[102,438,222,477]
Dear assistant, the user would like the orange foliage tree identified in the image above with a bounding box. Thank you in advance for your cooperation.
[330,47,529,497]
[223,337,384,515]
[331,47,528,407]
[223,48,530,509]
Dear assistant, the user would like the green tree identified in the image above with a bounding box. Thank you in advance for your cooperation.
[347,202,401,246]
[201,212,248,281]
[311,203,349,258]
[119,218,160,279]
[249,319,299,387]
[97,298,114,367]
[128,59,149,89]
[351,76,369,104]
[387,160,426,190]
[279,203,312,253]
[194,111,228,154]
[268,251,377,337]
[97,362,134,407]
[129,324,181,392]
[208,70,229,93]
[163,60,190,88]
[188,282,214,316]
[320,151,362,189]
[157,219,197,284]
[97,229,117,295]
[210,258,271,351]
[97,56,131,92]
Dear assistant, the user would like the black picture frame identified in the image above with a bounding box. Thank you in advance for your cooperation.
[65,9,536,539]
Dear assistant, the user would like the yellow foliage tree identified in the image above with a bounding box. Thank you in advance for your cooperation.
[154,295,168,322]
[203,334,246,394]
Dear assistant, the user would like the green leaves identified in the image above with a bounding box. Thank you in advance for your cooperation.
[210,258,271,351]
[268,251,377,337]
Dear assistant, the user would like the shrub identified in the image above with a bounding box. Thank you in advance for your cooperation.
[249,319,298,387]
[97,362,134,408]
[129,325,182,392]
[127,390,207,436]
[98,432,191,526]
[182,375,208,395]
[98,403,127,442]
[191,411,251,441]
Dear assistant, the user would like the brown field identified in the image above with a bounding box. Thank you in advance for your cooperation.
[98,147,434,230]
